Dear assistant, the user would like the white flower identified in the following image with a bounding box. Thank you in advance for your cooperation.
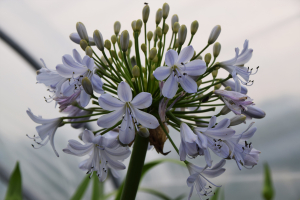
[179,123,198,161]
[186,160,226,200]
[214,90,254,115]
[63,130,131,181]
[97,81,159,144]
[26,108,62,157]
[153,46,207,99]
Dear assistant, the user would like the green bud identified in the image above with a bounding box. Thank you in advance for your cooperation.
[225,86,231,91]
[126,50,129,56]
[85,46,93,57]
[111,35,117,44]
[128,40,133,49]
[132,65,140,77]
[101,56,107,65]
[141,43,146,53]
[149,47,157,60]
[136,19,143,32]
[153,30,158,42]
[120,30,130,52]
[118,51,123,59]
[178,25,187,45]
[158,42,164,49]
[93,30,104,51]
[81,77,93,95]
[208,25,221,44]
[173,22,180,33]
[220,105,231,115]
[213,42,221,57]
[142,5,150,23]
[114,21,121,36]
[191,20,199,35]
[163,24,169,34]
[262,163,275,200]
[230,115,246,126]
[104,40,111,50]
[152,55,158,63]
[156,8,163,25]
[80,39,88,50]
[214,83,221,90]
[138,127,150,138]
[156,27,162,39]
[151,64,156,71]
[171,14,179,31]
[204,53,212,66]
[131,20,137,31]
[162,3,170,19]
[197,80,202,87]
[108,58,112,64]
[76,22,89,41]
[212,69,218,78]
[174,40,179,48]
[111,50,117,59]
[147,31,153,41]
[142,67,146,73]
[131,78,136,83]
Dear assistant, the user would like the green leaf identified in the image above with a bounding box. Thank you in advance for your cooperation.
[5,161,22,200]
[70,174,91,200]
[139,187,172,200]
[115,159,185,200]
[262,163,275,200]
[91,173,104,200]
[173,193,186,200]
[210,187,221,200]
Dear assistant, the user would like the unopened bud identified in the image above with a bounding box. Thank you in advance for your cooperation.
[156,8,163,25]
[85,46,93,57]
[196,55,202,60]
[191,20,199,35]
[131,78,136,83]
[225,86,231,91]
[104,40,111,50]
[138,127,150,138]
[158,42,164,49]
[111,50,117,59]
[128,40,133,49]
[197,80,202,87]
[212,69,218,78]
[213,42,221,57]
[171,15,179,31]
[173,22,180,33]
[132,65,140,77]
[214,83,221,90]
[142,5,150,23]
[111,35,117,44]
[205,53,211,66]
[142,67,146,74]
[82,77,93,95]
[163,24,169,34]
[153,30,158,42]
[93,30,104,51]
[80,39,88,50]
[230,115,247,126]
[242,105,266,119]
[174,40,179,48]
[120,30,130,52]
[101,56,107,65]
[208,25,221,44]
[114,21,121,36]
[162,3,170,19]
[147,31,153,41]
[178,25,187,45]
[149,47,157,60]
[76,22,89,41]
[220,105,231,115]
[136,19,143,32]
[118,51,123,59]
[152,55,158,63]
[108,58,112,64]
[131,20,137,31]
[156,27,163,39]
[141,43,146,53]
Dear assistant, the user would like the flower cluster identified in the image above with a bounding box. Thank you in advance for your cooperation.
[27,2,266,199]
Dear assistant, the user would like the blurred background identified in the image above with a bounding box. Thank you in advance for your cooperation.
[0,0,300,199]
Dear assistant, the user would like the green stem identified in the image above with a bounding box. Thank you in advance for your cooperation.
[191,44,210,61]
[120,134,148,200]
[188,35,194,46]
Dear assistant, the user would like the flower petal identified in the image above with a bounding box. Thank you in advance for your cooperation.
[162,72,178,99]
[181,60,207,76]
[178,75,197,93]
[179,142,187,161]
[56,64,87,78]
[165,49,178,67]
[236,49,253,66]
[177,46,194,64]
[98,93,125,111]
[220,48,239,66]
[97,107,125,128]
[62,54,83,68]
[208,116,217,129]
[82,56,95,70]
[153,66,172,81]
[80,90,91,107]
[82,129,94,143]
[72,49,82,64]
[131,92,152,109]
[214,118,230,129]
[211,159,226,170]
[132,107,159,129]
[119,109,135,144]
[118,81,132,102]
[180,123,197,143]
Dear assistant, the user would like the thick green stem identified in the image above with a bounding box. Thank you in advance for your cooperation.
[120,134,148,200]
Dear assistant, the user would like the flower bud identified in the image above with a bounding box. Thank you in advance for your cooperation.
[131,78,136,83]
[171,14,179,31]
[147,31,153,41]
[114,21,121,36]
[85,46,93,58]
[128,40,133,49]
[242,105,266,119]
[208,25,221,44]
[76,22,89,41]
[196,55,203,60]
[174,40,179,48]
[81,77,93,95]
[213,42,221,57]
[156,27,163,39]
[162,3,170,19]
[173,22,180,33]
[156,8,163,25]
[131,20,137,31]
[149,47,157,60]
[108,58,112,64]
[104,40,111,50]
[220,105,231,115]
[111,50,117,59]
[153,30,158,42]
[136,19,143,32]
[212,69,218,78]
[141,43,146,53]
[190,20,199,35]
[214,83,221,90]
[225,86,231,91]
[111,35,117,44]
[142,67,146,74]
[120,30,130,52]
[80,39,88,50]
[101,56,108,65]
[138,127,150,138]
[158,42,164,49]
[142,5,150,23]
[230,115,247,126]
[178,25,187,45]
[118,51,123,59]
[93,30,104,51]
[197,80,202,87]
[132,65,140,77]
[163,24,169,34]
[204,53,211,66]
[152,55,158,63]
